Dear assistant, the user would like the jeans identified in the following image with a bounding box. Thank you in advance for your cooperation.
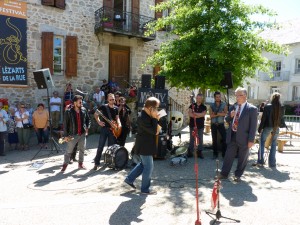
[51,111,60,129]
[258,127,279,167]
[188,127,204,152]
[35,128,49,144]
[94,127,116,166]
[64,134,86,164]
[126,155,154,193]
[211,123,227,157]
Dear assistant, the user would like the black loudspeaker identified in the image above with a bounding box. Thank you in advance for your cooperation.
[33,68,55,89]
[220,71,233,89]
[155,75,165,89]
[141,74,151,88]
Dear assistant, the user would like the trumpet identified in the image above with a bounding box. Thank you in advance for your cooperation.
[58,136,74,144]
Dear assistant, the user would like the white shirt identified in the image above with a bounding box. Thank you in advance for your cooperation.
[15,110,30,128]
[93,91,105,103]
[50,97,62,112]
[0,109,8,132]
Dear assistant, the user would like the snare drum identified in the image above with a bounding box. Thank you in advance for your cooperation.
[104,144,128,170]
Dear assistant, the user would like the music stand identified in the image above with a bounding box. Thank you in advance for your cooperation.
[31,69,63,160]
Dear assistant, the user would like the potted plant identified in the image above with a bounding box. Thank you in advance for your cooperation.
[102,16,113,28]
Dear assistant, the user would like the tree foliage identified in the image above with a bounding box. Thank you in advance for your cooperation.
[146,0,288,90]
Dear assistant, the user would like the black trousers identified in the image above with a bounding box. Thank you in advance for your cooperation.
[117,126,129,146]
[211,123,227,157]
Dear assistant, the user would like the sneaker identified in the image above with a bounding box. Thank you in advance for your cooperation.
[124,179,136,189]
[252,163,264,167]
[61,164,68,172]
[141,190,157,195]
[233,176,241,182]
[78,163,86,169]
[93,165,99,170]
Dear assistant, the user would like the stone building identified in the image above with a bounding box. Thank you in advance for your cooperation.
[244,19,300,107]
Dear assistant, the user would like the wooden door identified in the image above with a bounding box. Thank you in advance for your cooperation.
[109,45,130,89]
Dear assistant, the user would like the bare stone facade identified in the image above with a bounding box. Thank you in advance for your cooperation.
[1,0,192,125]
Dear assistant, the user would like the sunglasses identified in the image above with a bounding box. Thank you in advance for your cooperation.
[108,99,115,101]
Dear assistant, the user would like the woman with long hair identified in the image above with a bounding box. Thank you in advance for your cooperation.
[254,93,285,167]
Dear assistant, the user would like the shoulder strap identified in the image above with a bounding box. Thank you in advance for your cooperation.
[105,104,113,121]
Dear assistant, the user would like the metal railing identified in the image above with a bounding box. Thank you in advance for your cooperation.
[283,115,300,132]
[258,71,290,81]
[94,7,156,41]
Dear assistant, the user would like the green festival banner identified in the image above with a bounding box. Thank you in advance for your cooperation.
[0,0,27,86]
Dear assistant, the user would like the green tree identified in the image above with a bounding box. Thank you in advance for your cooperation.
[146,0,287,90]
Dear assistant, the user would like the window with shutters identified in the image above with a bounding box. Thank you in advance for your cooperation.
[293,86,300,101]
[42,32,77,77]
[295,59,300,74]
[41,0,65,10]
[53,36,64,76]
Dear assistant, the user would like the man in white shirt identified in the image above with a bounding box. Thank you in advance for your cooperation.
[93,86,105,107]
[0,102,9,156]
[50,91,62,130]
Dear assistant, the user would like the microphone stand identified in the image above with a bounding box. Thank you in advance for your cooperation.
[190,95,202,225]
[205,160,240,224]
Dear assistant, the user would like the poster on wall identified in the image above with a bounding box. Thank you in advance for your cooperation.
[0,0,27,86]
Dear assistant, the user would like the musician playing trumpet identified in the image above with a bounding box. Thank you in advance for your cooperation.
[60,95,91,172]
[93,93,122,170]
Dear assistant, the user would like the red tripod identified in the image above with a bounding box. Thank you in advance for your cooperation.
[191,96,202,225]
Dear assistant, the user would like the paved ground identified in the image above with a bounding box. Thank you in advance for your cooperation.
[0,126,300,225]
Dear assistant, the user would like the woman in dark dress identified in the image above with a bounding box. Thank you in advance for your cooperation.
[124,97,161,195]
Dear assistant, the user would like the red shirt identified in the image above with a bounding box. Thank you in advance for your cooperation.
[76,112,82,135]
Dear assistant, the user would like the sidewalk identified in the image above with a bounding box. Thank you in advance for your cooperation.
[0,126,300,225]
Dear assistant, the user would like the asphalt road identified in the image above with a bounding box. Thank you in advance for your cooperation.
[1,126,300,225]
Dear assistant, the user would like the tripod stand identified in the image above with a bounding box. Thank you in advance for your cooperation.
[31,70,63,161]
[205,160,240,224]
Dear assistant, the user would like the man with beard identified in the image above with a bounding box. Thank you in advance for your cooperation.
[61,95,91,172]
[209,91,228,159]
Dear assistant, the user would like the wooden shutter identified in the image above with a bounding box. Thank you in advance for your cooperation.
[103,0,113,8]
[55,0,66,10]
[41,0,54,6]
[155,0,163,19]
[132,0,139,15]
[65,36,78,77]
[42,32,54,75]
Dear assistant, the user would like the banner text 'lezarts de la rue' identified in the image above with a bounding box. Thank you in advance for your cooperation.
[0,0,27,86]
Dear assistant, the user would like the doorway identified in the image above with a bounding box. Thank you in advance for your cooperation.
[109,44,130,89]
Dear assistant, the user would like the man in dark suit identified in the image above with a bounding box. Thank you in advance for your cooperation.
[218,87,258,182]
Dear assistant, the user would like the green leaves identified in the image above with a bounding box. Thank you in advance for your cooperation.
[146,0,287,91]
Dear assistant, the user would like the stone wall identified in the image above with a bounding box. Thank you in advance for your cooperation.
[1,0,177,107]
[1,0,194,128]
